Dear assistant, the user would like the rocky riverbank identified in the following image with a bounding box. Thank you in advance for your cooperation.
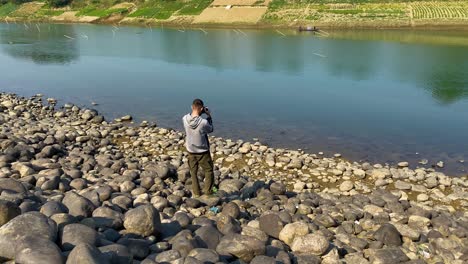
[0,92,467,264]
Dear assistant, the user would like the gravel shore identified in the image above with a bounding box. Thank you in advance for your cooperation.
[0,92,467,264]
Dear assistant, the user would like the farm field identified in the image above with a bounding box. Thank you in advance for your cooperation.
[262,1,468,27]
[0,0,467,28]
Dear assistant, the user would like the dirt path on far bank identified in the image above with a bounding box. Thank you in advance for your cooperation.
[193,7,268,24]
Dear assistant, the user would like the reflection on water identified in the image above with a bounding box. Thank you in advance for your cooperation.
[0,23,467,174]
[0,24,78,64]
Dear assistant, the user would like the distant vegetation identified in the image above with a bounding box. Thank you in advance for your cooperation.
[47,0,72,7]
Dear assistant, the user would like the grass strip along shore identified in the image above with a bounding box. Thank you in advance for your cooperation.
[0,92,467,263]
[1,0,468,29]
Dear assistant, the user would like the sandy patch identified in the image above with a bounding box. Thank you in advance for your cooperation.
[10,2,44,17]
[78,15,100,23]
[50,11,78,21]
[110,2,136,10]
[211,0,263,6]
[193,7,267,24]
[51,11,99,23]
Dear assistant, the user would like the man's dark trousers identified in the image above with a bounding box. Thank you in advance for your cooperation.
[188,152,214,196]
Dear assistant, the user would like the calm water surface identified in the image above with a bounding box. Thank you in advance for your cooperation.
[0,23,467,175]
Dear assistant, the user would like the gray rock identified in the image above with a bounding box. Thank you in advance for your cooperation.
[373,223,402,247]
[314,214,337,228]
[61,223,99,251]
[217,214,241,235]
[66,243,110,264]
[279,222,309,246]
[124,204,161,236]
[241,226,269,243]
[117,237,150,260]
[222,202,241,219]
[367,248,409,264]
[70,178,88,190]
[259,213,284,239]
[99,244,132,264]
[250,255,277,264]
[0,212,57,260]
[174,212,191,228]
[187,248,219,263]
[0,178,27,194]
[339,180,354,192]
[0,199,21,226]
[154,249,181,263]
[15,236,63,264]
[292,254,321,264]
[92,206,124,229]
[290,233,330,255]
[50,213,78,231]
[194,225,223,250]
[394,180,412,190]
[344,253,369,264]
[216,234,266,262]
[40,201,69,217]
[62,192,96,218]
[269,182,286,195]
[219,179,244,194]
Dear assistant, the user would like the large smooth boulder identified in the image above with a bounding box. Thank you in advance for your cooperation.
[66,243,110,264]
[269,182,286,195]
[15,236,64,264]
[250,255,277,264]
[61,223,99,251]
[0,178,27,194]
[217,214,241,235]
[373,223,402,247]
[216,234,266,262]
[291,233,330,256]
[99,244,133,264]
[194,225,223,250]
[367,248,410,264]
[117,237,150,260]
[259,213,284,239]
[92,206,123,229]
[153,249,181,263]
[62,192,95,218]
[0,212,57,260]
[0,199,21,226]
[40,201,69,217]
[187,248,219,264]
[279,222,309,246]
[124,204,161,236]
[219,179,244,194]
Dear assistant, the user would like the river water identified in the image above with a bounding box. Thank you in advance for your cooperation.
[1,23,467,175]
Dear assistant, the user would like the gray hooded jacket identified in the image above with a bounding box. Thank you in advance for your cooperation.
[183,114,213,154]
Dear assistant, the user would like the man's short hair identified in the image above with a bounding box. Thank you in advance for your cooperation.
[192,99,204,107]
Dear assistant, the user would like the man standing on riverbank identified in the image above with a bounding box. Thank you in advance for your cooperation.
[183,99,214,197]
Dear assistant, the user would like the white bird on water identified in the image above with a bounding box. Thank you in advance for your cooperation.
[276,30,286,37]
[237,29,247,36]
[198,28,208,34]
[313,53,327,58]
[81,34,89,39]
[64,35,75,40]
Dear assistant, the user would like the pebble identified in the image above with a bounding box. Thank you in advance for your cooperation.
[398,162,409,167]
